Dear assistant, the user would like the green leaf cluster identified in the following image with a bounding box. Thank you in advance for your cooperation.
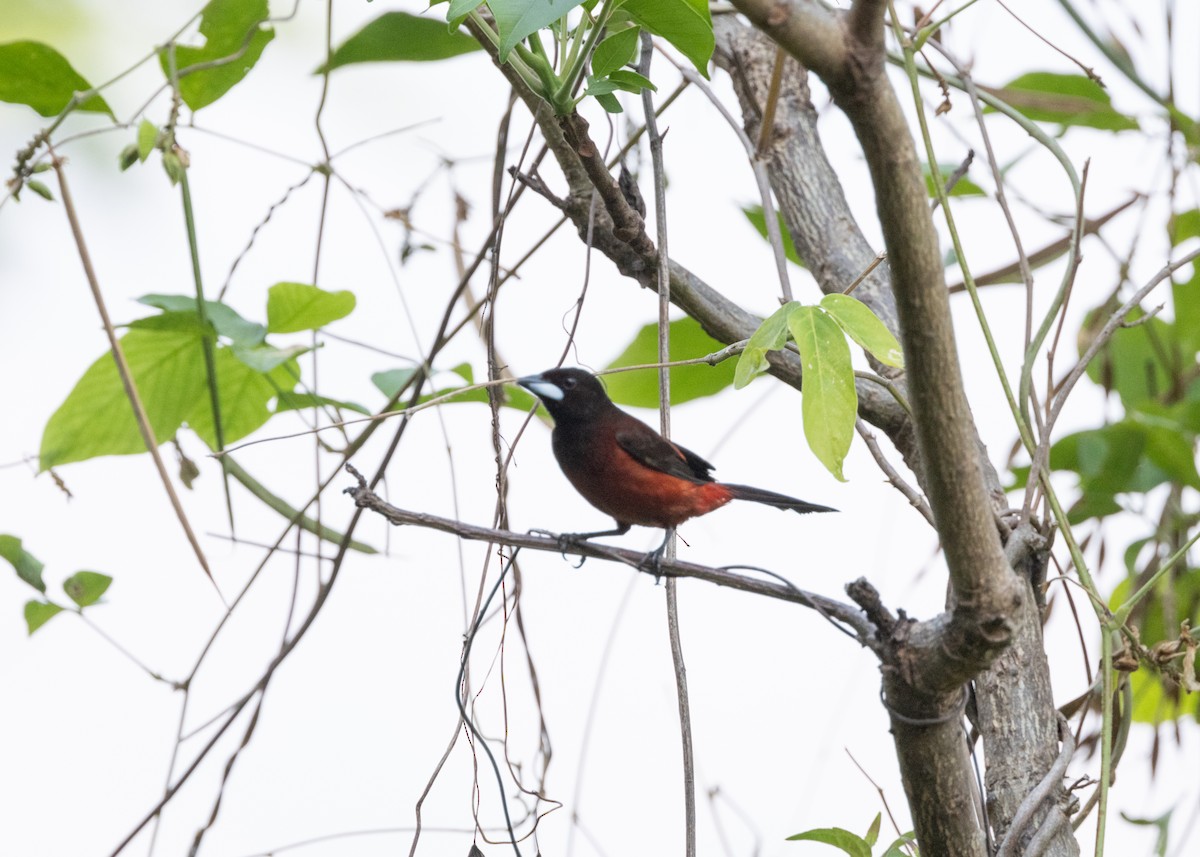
[1026,408,1200,524]
[735,297,904,480]
[2,537,113,636]
[39,283,355,470]
[321,1,713,115]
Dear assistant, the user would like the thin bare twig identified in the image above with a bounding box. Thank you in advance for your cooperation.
[856,420,935,526]
[345,479,877,646]
[842,252,888,296]
[945,195,1139,292]
[642,32,697,857]
[993,0,1103,85]
[845,749,915,856]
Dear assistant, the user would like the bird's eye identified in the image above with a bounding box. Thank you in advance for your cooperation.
[562,377,577,389]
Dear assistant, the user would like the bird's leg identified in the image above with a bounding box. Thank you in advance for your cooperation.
[562,521,633,543]
[529,521,632,564]
[640,527,675,584]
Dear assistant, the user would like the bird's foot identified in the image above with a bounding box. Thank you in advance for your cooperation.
[639,543,669,584]
[638,528,682,584]
[528,528,589,568]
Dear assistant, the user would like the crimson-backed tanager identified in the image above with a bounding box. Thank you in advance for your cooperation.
[518,367,835,564]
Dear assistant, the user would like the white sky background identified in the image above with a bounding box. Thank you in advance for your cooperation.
[1,1,1197,855]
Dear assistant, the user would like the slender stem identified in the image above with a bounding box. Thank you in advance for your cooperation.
[179,170,235,521]
[513,42,559,93]
[901,46,1086,439]
[527,29,551,64]
[665,578,696,857]
[162,41,236,536]
[1040,472,1100,603]
[76,611,174,684]
[642,33,696,857]
[346,489,876,637]
[1019,162,1087,431]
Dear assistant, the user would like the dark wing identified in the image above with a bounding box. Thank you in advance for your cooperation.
[615,423,716,483]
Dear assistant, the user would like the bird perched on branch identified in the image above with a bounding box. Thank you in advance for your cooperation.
[517,367,835,567]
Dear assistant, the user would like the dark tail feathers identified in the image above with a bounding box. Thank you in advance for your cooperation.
[723,484,837,514]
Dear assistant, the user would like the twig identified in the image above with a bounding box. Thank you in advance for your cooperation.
[856,420,935,526]
[556,111,655,256]
[236,825,502,857]
[845,749,914,855]
[642,32,696,857]
[955,63,1035,345]
[345,478,877,645]
[407,722,462,857]
[76,612,175,685]
[216,342,755,456]
[842,251,888,296]
[994,0,1103,85]
[929,149,974,213]
[454,550,524,857]
[664,580,696,856]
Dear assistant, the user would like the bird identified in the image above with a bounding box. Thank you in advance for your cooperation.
[517,367,835,568]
